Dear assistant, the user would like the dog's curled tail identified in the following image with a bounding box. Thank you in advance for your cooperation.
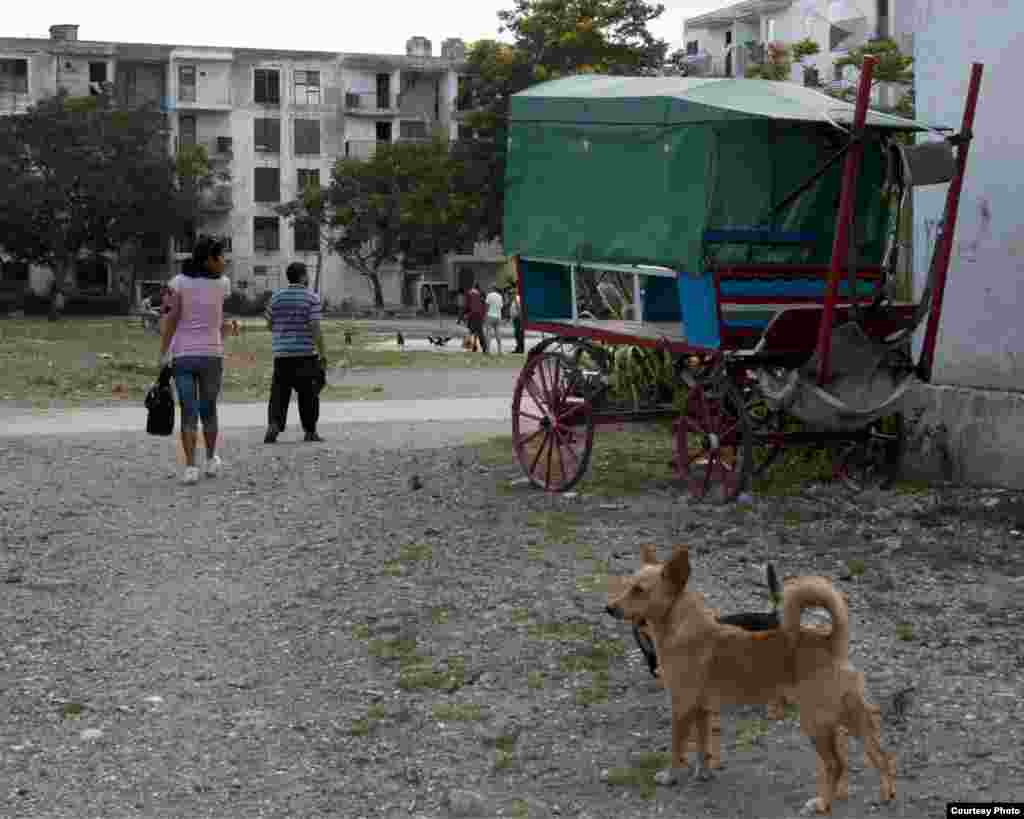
[781,576,849,665]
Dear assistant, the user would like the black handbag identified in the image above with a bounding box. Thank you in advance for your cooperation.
[145,366,175,436]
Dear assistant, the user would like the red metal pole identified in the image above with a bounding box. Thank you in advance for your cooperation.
[918,63,984,382]
[816,55,877,387]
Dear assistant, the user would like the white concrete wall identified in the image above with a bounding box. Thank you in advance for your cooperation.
[912,0,1024,392]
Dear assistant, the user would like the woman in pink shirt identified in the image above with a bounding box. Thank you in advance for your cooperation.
[158,236,233,485]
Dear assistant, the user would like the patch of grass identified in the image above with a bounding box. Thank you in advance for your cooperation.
[525,541,545,561]
[559,640,625,674]
[494,748,515,771]
[574,669,609,706]
[526,511,578,543]
[575,564,609,594]
[430,607,449,625]
[782,510,805,526]
[61,702,84,719]
[399,543,432,562]
[753,448,834,497]
[398,655,466,691]
[603,751,672,800]
[574,542,594,560]
[895,623,915,641]
[526,671,544,690]
[846,558,866,578]
[510,608,531,625]
[367,637,418,662]
[349,703,388,736]
[526,622,592,641]
[432,703,484,722]
[494,734,519,753]
[351,623,371,640]
[471,424,676,496]
[509,798,529,817]
[0,317,519,408]
[735,718,768,752]
[893,479,932,495]
[382,561,403,576]
[784,703,800,721]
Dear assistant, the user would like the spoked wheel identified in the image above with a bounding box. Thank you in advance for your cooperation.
[672,377,752,504]
[748,398,786,479]
[831,414,904,491]
[512,351,596,492]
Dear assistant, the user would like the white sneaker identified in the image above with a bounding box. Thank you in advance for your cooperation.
[204,455,222,478]
[182,466,200,485]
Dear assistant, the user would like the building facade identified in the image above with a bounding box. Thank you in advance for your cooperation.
[0,24,490,310]
[682,0,912,106]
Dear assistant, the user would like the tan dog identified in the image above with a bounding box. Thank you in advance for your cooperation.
[606,545,896,816]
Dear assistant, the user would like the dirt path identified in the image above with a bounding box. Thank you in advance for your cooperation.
[2,426,1022,819]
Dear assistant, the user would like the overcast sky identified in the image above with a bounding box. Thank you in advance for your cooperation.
[6,0,723,55]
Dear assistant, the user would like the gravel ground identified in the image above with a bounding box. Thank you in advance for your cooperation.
[2,425,1023,819]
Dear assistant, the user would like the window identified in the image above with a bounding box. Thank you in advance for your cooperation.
[254,118,281,152]
[399,120,427,140]
[254,167,281,203]
[89,62,107,83]
[179,114,197,148]
[686,39,700,55]
[0,58,29,94]
[294,69,320,105]
[297,168,320,192]
[254,68,280,104]
[375,73,391,109]
[254,217,280,251]
[375,121,392,142]
[294,220,319,252]
[1,260,29,283]
[178,65,196,102]
[294,119,320,155]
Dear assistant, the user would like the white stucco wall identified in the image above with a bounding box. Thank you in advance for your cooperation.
[912,0,1024,392]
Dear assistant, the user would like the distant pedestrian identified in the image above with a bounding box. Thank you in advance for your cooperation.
[485,285,504,355]
[157,235,232,485]
[263,262,328,444]
[509,288,524,354]
[463,282,487,355]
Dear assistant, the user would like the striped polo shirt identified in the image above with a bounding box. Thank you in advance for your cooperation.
[265,284,322,357]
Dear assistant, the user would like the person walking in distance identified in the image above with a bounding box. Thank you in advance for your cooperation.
[264,262,329,444]
[157,236,234,485]
[463,282,487,355]
[509,287,524,354]
[485,284,505,355]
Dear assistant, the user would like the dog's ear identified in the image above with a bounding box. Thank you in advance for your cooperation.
[639,544,659,566]
[662,546,690,589]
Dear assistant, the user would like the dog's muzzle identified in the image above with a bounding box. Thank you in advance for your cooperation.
[606,605,624,620]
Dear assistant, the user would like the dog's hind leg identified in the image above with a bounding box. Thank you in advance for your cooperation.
[815,726,849,803]
[693,708,718,781]
[801,728,844,816]
[842,692,896,802]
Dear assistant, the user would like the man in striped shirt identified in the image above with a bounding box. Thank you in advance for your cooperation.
[263,262,329,443]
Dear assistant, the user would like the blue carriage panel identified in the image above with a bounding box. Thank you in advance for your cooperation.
[677,271,721,349]
[641,275,682,323]
[519,258,573,322]
[718,278,877,300]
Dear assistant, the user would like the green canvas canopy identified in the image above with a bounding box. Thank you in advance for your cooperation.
[503,75,938,273]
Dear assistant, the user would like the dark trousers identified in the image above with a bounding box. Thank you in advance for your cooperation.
[268,355,321,434]
[467,316,487,354]
[512,317,524,353]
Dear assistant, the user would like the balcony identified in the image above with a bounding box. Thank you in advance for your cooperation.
[198,183,233,212]
[345,92,397,115]
[344,139,383,160]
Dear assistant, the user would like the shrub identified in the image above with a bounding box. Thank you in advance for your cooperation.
[224,290,272,317]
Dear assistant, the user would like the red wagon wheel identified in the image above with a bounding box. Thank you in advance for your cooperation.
[672,377,752,503]
[512,351,595,492]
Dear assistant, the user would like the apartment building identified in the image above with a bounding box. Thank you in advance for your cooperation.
[681,0,913,104]
[0,24,487,309]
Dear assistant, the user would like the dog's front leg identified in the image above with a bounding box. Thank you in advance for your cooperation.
[655,704,698,786]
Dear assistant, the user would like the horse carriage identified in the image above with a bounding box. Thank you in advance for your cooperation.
[505,58,983,502]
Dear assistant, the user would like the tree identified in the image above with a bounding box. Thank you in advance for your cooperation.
[275,182,336,295]
[828,38,914,114]
[459,0,670,242]
[745,41,793,81]
[0,89,194,316]
[328,138,485,307]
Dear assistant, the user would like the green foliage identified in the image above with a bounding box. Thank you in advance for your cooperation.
[275,183,335,293]
[826,39,914,117]
[745,42,792,81]
[0,89,193,301]
[328,138,485,306]
[792,37,821,62]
